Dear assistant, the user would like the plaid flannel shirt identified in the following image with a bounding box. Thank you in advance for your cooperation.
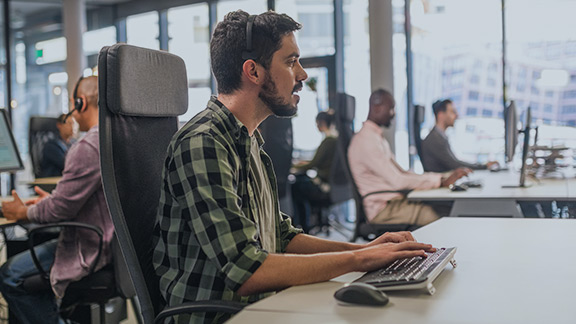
[153,97,302,323]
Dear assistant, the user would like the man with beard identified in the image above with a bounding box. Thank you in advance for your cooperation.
[153,11,436,324]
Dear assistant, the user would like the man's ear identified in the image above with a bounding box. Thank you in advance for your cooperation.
[242,60,263,85]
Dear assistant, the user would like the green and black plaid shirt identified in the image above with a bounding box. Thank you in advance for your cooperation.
[153,97,302,323]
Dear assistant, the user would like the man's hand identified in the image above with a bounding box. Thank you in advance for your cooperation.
[365,231,415,247]
[487,161,499,169]
[353,241,436,273]
[2,190,29,221]
[440,167,471,187]
[24,186,50,206]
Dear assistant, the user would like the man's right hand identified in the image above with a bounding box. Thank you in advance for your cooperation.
[440,167,471,187]
[352,241,436,273]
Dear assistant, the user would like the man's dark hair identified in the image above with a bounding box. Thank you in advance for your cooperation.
[210,10,302,94]
[316,111,334,127]
[432,99,453,117]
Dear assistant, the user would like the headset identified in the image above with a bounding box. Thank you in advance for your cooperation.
[241,15,257,61]
[64,76,85,122]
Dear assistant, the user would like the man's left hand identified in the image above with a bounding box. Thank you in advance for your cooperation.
[365,231,415,247]
[2,190,29,221]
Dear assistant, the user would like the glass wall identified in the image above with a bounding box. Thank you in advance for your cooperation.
[167,3,212,121]
[126,11,160,50]
[409,0,503,166]
[506,0,576,161]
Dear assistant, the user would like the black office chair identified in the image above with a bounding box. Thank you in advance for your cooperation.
[98,43,245,324]
[413,104,425,165]
[333,93,418,242]
[28,117,61,192]
[20,224,131,324]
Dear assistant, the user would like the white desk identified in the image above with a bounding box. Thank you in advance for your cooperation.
[228,218,576,324]
[408,170,574,217]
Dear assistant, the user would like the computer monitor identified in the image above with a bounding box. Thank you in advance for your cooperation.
[504,100,518,163]
[518,107,532,187]
[0,109,24,173]
[502,106,532,188]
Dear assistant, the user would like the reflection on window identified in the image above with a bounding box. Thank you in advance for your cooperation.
[127,11,159,50]
[276,0,335,57]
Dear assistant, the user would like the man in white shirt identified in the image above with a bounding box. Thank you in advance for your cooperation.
[348,89,469,226]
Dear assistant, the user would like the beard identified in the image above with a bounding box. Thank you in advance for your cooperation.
[259,73,302,118]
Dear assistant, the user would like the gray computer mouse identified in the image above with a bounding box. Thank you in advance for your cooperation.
[334,283,389,306]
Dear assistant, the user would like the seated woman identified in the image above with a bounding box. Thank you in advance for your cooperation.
[291,111,337,233]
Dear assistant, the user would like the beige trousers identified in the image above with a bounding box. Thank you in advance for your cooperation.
[372,198,439,226]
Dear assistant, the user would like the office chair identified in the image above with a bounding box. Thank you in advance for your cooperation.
[98,43,245,324]
[333,93,418,242]
[20,225,131,324]
[413,104,425,165]
[28,117,61,191]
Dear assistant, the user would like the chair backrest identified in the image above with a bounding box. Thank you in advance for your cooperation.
[332,93,369,228]
[413,104,425,163]
[29,116,59,178]
[99,44,188,323]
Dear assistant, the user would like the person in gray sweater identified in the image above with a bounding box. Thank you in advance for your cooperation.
[421,99,498,173]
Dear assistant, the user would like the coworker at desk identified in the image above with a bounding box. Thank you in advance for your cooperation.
[0,76,114,324]
[421,99,498,173]
[39,113,75,178]
[153,11,435,324]
[348,89,469,226]
[291,111,337,232]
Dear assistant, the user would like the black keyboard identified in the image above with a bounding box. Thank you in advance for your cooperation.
[354,247,457,293]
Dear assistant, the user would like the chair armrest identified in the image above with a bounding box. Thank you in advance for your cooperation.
[154,300,246,324]
[28,222,104,280]
[362,189,413,200]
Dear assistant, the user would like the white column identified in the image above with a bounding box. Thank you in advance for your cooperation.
[62,0,87,95]
[368,0,395,152]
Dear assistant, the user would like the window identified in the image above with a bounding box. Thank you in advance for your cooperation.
[168,4,211,121]
[276,0,335,57]
[467,107,478,116]
[482,109,493,117]
[126,11,159,50]
[468,91,480,101]
[563,90,576,99]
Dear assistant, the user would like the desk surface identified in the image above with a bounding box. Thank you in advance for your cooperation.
[409,170,573,201]
[230,218,576,324]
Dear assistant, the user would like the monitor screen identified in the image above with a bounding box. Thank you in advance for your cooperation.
[504,100,518,163]
[0,109,24,173]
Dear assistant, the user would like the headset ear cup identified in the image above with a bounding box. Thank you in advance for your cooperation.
[74,98,84,113]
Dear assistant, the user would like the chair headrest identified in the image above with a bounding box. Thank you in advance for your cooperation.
[98,44,188,117]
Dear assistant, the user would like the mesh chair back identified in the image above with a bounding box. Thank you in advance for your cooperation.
[29,117,59,178]
[99,44,188,323]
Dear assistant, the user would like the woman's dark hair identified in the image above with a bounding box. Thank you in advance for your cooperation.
[316,111,334,127]
[210,10,302,94]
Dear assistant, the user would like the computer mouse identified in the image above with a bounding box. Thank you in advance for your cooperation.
[449,184,467,192]
[333,283,389,306]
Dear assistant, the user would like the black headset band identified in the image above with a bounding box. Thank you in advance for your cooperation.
[73,75,84,99]
[241,15,257,60]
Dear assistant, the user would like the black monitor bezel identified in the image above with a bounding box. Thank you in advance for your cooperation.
[0,109,25,173]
